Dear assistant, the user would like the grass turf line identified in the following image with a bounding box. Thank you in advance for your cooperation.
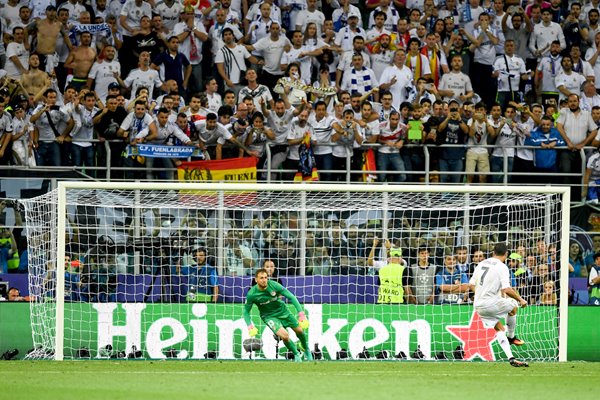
[0,361,598,400]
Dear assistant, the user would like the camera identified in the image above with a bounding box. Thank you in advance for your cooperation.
[50,105,60,111]
[449,108,458,112]
[0,348,19,360]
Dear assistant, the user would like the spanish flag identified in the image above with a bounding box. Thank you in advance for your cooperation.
[177,157,258,205]
[178,157,257,182]
[362,148,377,183]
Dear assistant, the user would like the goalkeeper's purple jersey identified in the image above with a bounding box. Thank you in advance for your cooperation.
[244,280,299,319]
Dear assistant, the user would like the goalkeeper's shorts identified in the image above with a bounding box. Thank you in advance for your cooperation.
[476,298,519,328]
[262,313,299,334]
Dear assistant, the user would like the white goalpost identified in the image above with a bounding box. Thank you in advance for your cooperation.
[21,182,570,362]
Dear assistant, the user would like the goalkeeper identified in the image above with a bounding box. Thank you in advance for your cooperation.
[243,268,312,362]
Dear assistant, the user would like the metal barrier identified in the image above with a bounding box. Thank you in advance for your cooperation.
[3,140,591,203]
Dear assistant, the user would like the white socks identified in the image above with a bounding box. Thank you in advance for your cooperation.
[506,315,516,339]
[496,330,514,359]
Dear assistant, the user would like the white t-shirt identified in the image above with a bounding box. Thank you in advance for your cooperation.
[267,108,295,144]
[585,48,600,89]
[337,49,371,72]
[193,121,233,146]
[5,42,28,79]
[286,119,314,160]
[207,92,222,113]
[209,23,243,57]
[72,105,100,147]
[120,112,155,142]
[466,118,489,155]
[493,54,527,93]
[154,0,183,32]
[369,49,394,81]
[173,21,207,65]
[237,84,273,111]
[280,45,313,85]
[368,6,399,31]
[555,71,586,100]
[119,0,153,35]
[378,120,405,154]
[295,9,325,36]
[334,26,366,52]
[88,60,121,102]
[308,114,335,155]
[124,68,163,99]
[215,44,252,85]
[491,120,520,158]
[470,257,511,307]
[58,1,86,23]
[438,71,473,102]
[379,64,414,110]
[253,35,290,76]
[472,25,498,65]
[0,3,21,27]
[537,55,562,93]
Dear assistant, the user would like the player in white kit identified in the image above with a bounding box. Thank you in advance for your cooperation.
[470,242,529,367]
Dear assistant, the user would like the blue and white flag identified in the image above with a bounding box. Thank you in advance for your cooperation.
[127,144,204,159]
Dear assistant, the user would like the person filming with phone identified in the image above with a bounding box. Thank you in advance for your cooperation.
[30,88,74,167]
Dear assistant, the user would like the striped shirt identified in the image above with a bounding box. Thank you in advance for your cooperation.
[215,44,251,85]
[308,114,335,155]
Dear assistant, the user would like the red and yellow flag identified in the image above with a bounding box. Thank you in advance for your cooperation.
[177,157,257,182]
[177,157,258,205]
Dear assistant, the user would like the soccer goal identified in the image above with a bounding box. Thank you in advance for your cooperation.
[20,182,570,361]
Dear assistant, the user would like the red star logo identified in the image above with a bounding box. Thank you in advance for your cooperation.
[446,311,498,361]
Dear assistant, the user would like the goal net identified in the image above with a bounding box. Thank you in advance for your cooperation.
[20,183,569,361]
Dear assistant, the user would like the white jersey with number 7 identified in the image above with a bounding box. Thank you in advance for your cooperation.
[469,257,512,307]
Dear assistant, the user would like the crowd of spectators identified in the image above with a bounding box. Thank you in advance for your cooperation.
[0,0,598,194]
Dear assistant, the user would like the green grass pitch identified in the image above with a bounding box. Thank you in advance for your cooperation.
[1,361,599,400]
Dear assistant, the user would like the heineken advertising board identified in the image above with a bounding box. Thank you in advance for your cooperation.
[52,303,558,361]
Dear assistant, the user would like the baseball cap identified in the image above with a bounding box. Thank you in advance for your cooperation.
[348,10,360,19]
[389,247,402,257]
[108,82,120,90]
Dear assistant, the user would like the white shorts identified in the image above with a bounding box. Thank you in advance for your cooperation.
[475,298,519,328]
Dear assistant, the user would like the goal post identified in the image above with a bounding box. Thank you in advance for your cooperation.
[21,182,570,361]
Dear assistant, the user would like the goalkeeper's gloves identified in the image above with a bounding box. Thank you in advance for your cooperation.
[248,324,258,337]
[298,311,309,330]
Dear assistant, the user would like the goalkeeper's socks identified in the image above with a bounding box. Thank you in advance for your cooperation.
[506,315,516,338]
[496,330,514,359]
[296,331,309,356]
[285,339,299,357]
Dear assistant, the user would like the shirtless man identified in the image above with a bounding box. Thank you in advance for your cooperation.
[64,31,97,91]
[21,54,50,99]
[26,5,72,74]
